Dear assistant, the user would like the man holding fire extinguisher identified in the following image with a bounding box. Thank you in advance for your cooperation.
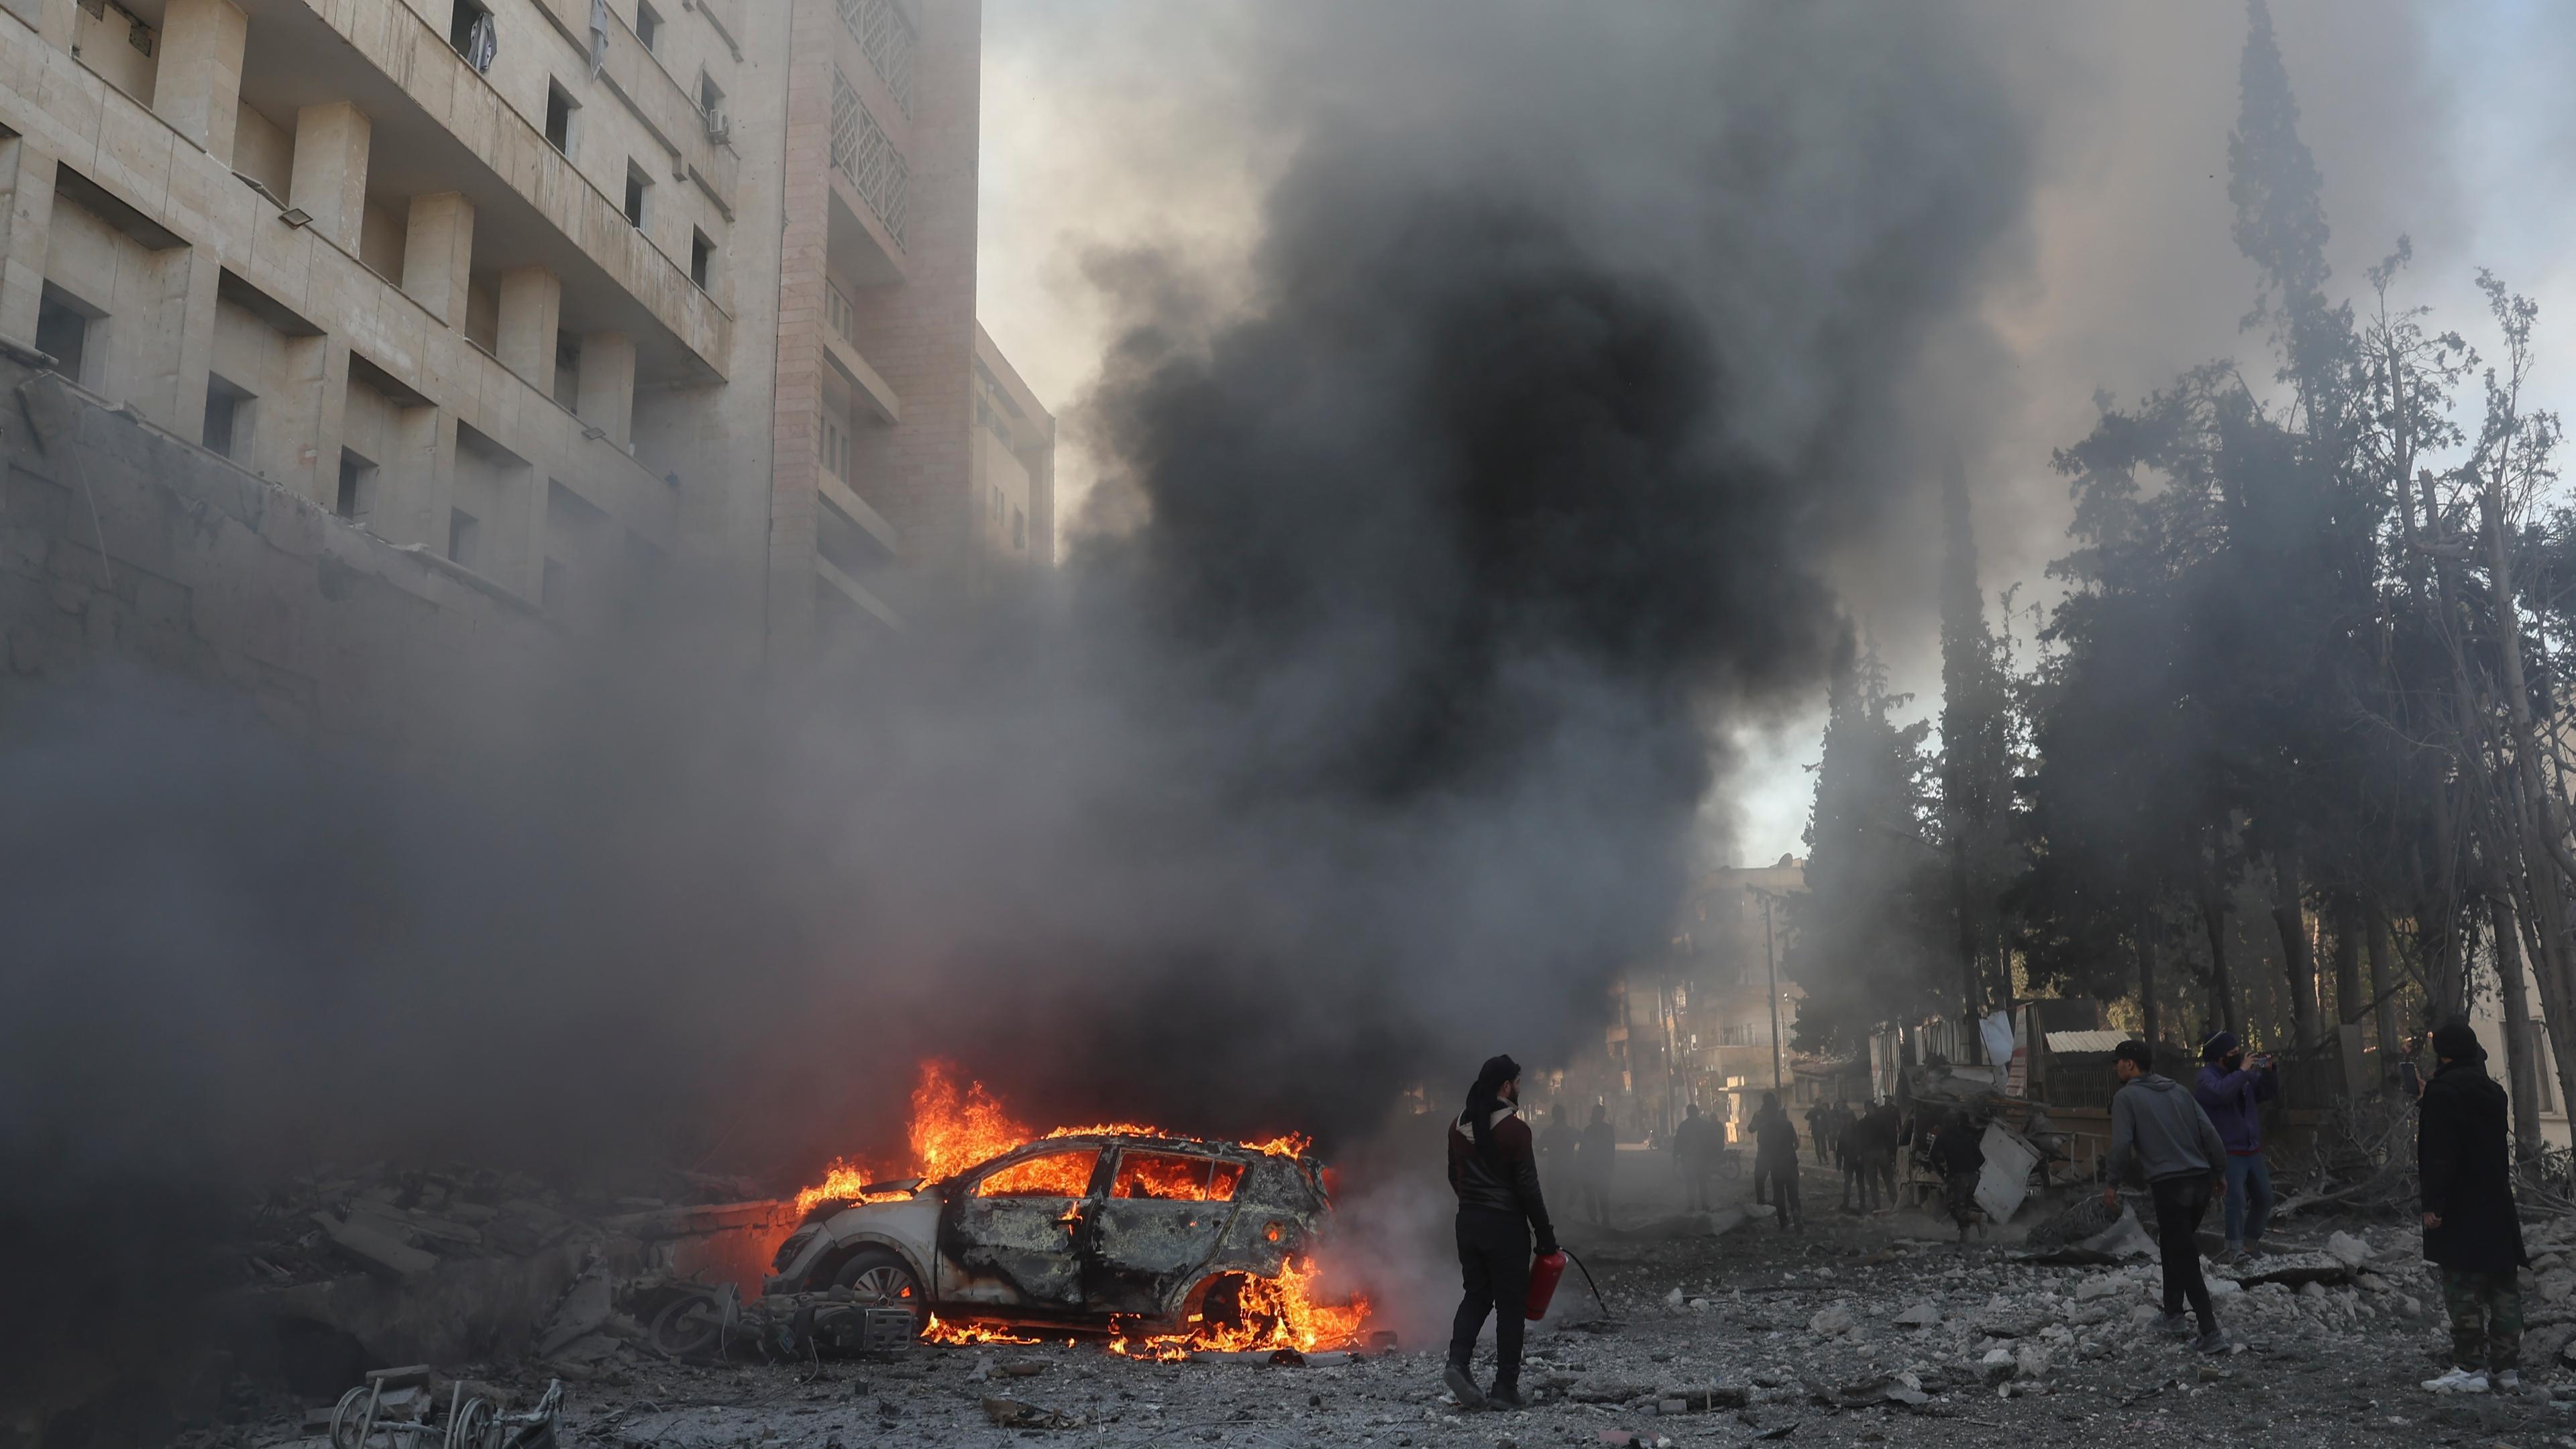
[1444,1054,1560,1411]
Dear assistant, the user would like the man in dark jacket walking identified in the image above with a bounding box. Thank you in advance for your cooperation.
[2418,1020,2528,1394]
[1445,1055,1558,1411]
[2192,1032,2279,1262]
[1926,1110,1987,1242]
[1752,1091,1803,1230]
[2105,1040,2229,1352]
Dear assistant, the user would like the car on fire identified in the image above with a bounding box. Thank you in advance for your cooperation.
[763,1132,1334,1333]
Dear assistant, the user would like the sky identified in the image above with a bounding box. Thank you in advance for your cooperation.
[974,0,2576,869]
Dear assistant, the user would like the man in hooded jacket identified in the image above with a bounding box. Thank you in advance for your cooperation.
[2419,1020,2528,1395]
[2192,1031,2279,1262]
[1445,1055,1558,1411]
[2105,1039,2229,1352]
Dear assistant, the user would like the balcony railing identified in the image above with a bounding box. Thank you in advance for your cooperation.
[835,0,915,117]
[830,70,909,250]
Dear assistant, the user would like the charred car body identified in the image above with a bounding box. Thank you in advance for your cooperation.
[765,1133,1332,1332]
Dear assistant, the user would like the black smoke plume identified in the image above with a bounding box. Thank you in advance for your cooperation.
[0,0,2045,1409]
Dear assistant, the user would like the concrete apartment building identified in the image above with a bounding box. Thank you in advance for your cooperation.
[0,0,1050,671]
[1547,858,1808,1146]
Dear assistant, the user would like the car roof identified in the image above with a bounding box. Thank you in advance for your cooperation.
[993,1132,1264,1163]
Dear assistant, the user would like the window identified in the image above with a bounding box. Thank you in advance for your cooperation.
[203,378,252,461]
[633,1,660,54]
[623,163,649,228]
[35,288,92,385]
[336,451,378,522]
[544,82,576,155]
[699,70,724,116]
[553,331,581,410]
[1110,1152,1242,1202]
[1012,506,1026,551]
[819,416,853,481]
[824,280,856,345]
[690,228,714,290]
[448,507,480,566]
[449,0,494,70]
[974,1149,1097,1199]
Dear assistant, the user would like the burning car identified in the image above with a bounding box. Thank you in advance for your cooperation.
[765,1128,1342,1342]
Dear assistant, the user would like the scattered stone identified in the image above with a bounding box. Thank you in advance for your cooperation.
[2324,1232,2372,1269]
[1808,1305,1855,1336]
[308,1211,438,1281]
[1892,1301,1941,1328]
[981,1397,1079,1430]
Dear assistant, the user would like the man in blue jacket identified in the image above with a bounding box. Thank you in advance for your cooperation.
[2192,1032,2278,1262]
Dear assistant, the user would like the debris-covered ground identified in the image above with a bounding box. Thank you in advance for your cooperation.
[201,1154,2576,1449]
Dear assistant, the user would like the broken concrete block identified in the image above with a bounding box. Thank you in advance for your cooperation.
[309,1212,437,1281]
[2015,1346,2050,1380]
[980,1397,1077,1430]
[1807,1304,1854,1336]
[536,1267,613,1356]
[2324,1231,2372,1269]
[2540,1269,2576,1304]
[2075,1275,2126,1301]
[1892,1301,1941,1328]
[1980,1348,2015,1381]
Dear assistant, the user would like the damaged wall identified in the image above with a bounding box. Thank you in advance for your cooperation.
[0,352,571,753]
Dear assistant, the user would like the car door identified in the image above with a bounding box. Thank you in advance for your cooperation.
[1082,1148,1244,1316]
[944,1146,1104,1309]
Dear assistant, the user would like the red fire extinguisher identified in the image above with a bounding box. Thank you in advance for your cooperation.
[1524,1249,1568,1321]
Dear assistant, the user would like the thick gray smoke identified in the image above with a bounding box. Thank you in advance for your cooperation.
[0,0,2048,1391]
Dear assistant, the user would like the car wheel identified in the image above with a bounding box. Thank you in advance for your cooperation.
[834,1246,928,1328]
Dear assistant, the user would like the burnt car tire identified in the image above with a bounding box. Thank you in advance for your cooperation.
[833,1246,930,1328]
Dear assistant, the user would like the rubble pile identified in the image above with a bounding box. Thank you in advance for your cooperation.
[221,1166,796,1381]
[193,1167,2576,1449]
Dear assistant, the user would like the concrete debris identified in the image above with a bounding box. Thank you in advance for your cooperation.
[1892,1301,1942,1328]
[2324,1230,2373,1269]
[2218,1250,2353,1290]
[980,1395,1082,1429]
[1806,1303,1854,1336]
[309,1211,440,1281]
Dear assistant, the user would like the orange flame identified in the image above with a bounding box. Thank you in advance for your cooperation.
[793,1063,1369,1353]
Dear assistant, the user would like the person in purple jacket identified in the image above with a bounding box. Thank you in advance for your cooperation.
[2194,1032,2279,1261]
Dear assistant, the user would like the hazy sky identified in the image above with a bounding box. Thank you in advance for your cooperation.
[976,1,2576,867]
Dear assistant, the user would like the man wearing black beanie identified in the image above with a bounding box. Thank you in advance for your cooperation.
[1444,1053,1557,1411]
[2419,1020,2528,1395]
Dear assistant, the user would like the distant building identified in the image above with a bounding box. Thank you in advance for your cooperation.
[1547,857,1808,1146]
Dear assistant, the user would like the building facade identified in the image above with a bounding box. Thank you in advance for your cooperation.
[0,0,1048,672]
[1544,857,1808,1146]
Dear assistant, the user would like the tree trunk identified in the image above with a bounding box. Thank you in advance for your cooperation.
[2201,884,2238,1040]
[2137,909,2160,1051]
[2489,896,2546,1161]
[2366,909,2401,1069]
[2425,776,2468,1023]
[2474,463,2576,1136]
[2329,898,2363,1028]
[2269,850,2318,1050]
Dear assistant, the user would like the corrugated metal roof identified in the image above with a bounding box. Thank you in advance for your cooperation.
[2045,1030,2129,1054]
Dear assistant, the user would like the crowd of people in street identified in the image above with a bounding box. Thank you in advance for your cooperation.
[1446,1013,2534,1407]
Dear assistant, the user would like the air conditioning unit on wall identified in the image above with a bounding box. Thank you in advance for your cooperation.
[703,103,731,144]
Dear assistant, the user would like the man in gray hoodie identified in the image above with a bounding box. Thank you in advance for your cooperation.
[2103,1039,2229,1352]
